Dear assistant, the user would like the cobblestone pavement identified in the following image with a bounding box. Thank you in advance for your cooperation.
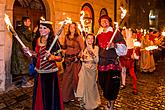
[0,61,165,110]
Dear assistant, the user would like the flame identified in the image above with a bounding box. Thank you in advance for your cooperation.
[120,7,127,19]
[162,32,165,36]
[59,17,72,25]
[40,16,45,21]
[4,14,13,29]
[134,41,141,47]
[80,11,85,32]
[145,45,158,51]
[77,22,82,32]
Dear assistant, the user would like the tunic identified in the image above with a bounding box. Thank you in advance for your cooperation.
[97,27,126,100]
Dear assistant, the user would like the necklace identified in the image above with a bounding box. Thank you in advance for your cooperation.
[39,36,47,46]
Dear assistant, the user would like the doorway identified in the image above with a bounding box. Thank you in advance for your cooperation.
[12,0,46,83]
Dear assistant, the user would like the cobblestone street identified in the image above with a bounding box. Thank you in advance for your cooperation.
[0,61,165,110]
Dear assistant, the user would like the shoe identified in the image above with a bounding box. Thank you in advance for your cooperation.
[120,84,126,90]
[132,89,138,95]
[21,82,33,88]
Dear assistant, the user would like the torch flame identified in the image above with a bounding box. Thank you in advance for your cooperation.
[4,14,13,29]
[59,17,72,25]
[162,31,165,36]
[134,41,141,47]
[77,22,82,32]
[80,10,85,32]
[120,7,127,19]
[40,16,45,21]
[145,45,158,51]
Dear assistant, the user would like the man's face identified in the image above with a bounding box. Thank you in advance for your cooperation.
[101,18,110,28]
[24,19,31,27]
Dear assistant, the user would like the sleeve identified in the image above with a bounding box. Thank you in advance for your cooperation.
[114,31,127,56]
[77,35,85,51]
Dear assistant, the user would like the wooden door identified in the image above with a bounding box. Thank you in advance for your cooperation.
[13,0,46,29]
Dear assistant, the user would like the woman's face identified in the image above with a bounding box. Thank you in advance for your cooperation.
[86,35,94,45]
[101,18,110,28]
[69,24,76,33]
[39,24,50,37]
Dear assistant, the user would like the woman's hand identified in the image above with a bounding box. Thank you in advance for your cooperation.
[82,55,87,60]
[48,55,62,61]
[46,51,62,61]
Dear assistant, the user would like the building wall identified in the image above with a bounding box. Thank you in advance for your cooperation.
[0,0,121,91]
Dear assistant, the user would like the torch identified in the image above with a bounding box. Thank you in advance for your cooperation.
[43,17,72,60]
[145,45,158,51]
[77,10,86,37]
[4,14,32,56]
[106,7,127,50]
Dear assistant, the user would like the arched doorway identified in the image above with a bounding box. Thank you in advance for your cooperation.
[81,3,94,33]
[12,0,46,83]
[13,0,46,29]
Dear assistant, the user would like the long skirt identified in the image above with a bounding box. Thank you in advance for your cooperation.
[62,60,82,102]
[98,70,121,101]
[32,72,64,110]
[76,63,101,109]
[140,50,155,72]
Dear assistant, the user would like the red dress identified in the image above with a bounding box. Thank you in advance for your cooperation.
[32,39,64,110]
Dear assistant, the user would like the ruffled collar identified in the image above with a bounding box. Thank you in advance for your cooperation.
[97,27,113,35]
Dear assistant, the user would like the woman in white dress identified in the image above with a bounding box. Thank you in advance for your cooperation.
[76,33,101,110]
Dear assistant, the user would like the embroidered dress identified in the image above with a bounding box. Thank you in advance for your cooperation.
[32,40,64,110]
[76,46,101,109]
[140,38,155,72]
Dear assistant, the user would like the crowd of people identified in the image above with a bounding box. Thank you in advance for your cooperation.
[11,14,165,110]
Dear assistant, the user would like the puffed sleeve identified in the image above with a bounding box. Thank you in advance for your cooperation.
[114,32,127,56]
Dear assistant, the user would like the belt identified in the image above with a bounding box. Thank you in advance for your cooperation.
[35,67,58,73]
[65,54,78,58]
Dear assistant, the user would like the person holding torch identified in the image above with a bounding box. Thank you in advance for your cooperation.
[24,19,64,110]
[96,15,127,110]
[11,16,35,88]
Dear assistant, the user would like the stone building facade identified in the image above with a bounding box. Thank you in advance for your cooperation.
[0,0,122,91]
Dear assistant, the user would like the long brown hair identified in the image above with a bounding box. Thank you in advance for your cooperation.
[66,22,80,40]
